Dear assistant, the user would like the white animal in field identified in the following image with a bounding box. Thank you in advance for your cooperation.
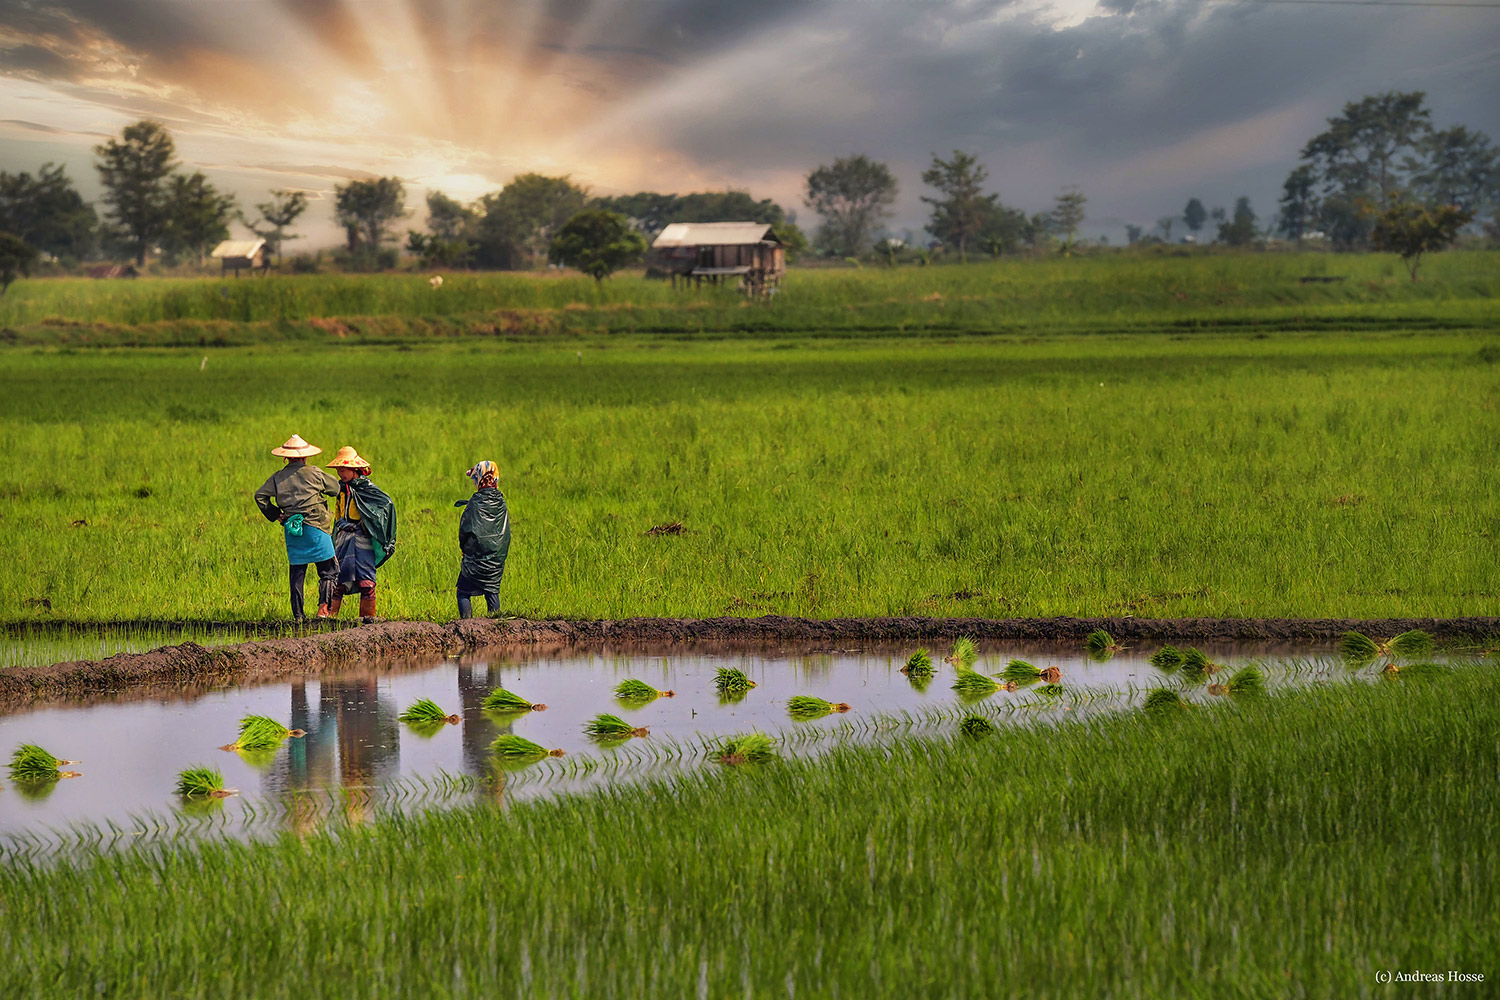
[429,274,444,289]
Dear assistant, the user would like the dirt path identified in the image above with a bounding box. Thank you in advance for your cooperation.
[3,614,1495,711]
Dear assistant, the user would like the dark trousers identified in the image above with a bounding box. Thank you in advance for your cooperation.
[457,590,499,619]
[290,559,338,619]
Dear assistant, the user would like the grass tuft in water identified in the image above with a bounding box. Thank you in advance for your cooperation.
[714,667,757,694]
[490,734,565,762]
[901,649,933,676]
[1149,645,1184,670]
[1339,631,1380,663]
[786,696,851,720]
[227,715,300,752]
[398,698,459,725]
[1086,629,1120,656]
[8,743,73,781]
[1387,629,1435,658]
[1003,659,1043,682]
[959,715,996,738]
[614,679,673,703]
[945,637,978,668]
[482,688,546,713]
[1227,666,1266,696]
[584,713,648,739]
[175,765,233,798]
[714,732,776,765]
[952,669,999,696]
[1143,688,1187,715]
[1179,648,1216,676]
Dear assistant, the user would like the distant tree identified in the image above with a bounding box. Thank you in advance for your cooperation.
[1183,198,1207,234]
[0,232,39,294]
[1371,199,1473,281]
[805,155,898,255]
[979,204,1028,256]
[1217,196,1258,247]
[94,120,178,266]
[1050,187,1087,249]
[1407,125,1499,214]
[1302,91,1431,208]
[548,209,646,281]
[407,190,476,268]
[921,150,994,262]
[1277,165,1319,241]
[1485,209,1500,248]
[1125,223,1143,244]
[163,172,236,266]
[1023,212,1052,251]
[775,220,811,262]
[242,189,308,263]
[1156,216,1175,241]
[334,177,407,250]
[0,163,97,261]
[475,174,589,269]
[425,191,476,241]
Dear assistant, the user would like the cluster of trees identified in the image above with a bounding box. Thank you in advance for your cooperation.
[1129,195,1261,248]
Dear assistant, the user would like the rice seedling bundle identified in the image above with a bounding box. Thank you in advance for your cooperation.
[175,765,234,798]
[1387,630,1436,658]
[614,679,673,702]
[224,714,304,752]
[1338,629,1432,664]
[901,649,933,676]
[952,669,999,696]
[1339,631,1380,663]
[1149,646,1184,670]
[1143,689,1187,715]
[1226,666,1265,696]
[959,715,996,738]
[398,698,460,725]
[714,732,776,765]
[714,667,756,694]
[1003,659,1043,682]
[786,696,851,720]
[1086,630,1120,655]
[8,744,79,781]
[1179,648,1217,676]
[490,734,565,761]
[482,688,546,713]
[945,637,979,668]
[584,713,649,739]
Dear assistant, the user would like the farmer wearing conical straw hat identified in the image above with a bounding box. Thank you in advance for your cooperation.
[454,460,510,618]
[254,435,340,621]
[326,446,397,621]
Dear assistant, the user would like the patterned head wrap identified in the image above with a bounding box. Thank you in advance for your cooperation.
[466,460,499,488]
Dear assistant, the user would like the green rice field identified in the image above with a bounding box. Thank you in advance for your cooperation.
[2,658,1495,997]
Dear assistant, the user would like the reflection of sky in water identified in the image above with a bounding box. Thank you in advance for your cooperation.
[0,645,1354,848]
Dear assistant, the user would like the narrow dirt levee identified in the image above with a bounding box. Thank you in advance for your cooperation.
[2,614,1495,711]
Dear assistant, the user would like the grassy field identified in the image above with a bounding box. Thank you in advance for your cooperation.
[2,326,1497,623]
[3,660,1495,997]
[2,251,1497,345]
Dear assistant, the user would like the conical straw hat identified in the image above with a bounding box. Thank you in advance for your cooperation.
[326,445,371,470]
[271,434,321,458]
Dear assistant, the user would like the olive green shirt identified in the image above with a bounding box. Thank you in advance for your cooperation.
[254,464,339,533]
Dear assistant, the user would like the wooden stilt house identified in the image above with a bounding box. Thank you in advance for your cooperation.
[649,222,786,295]
[210,239,270,277]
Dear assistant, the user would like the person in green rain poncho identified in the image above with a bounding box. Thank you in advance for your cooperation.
[454,460,511,619]
[325,446,397,620]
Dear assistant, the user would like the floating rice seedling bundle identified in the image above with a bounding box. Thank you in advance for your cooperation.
[481,688,546,713]
[786,696,852,720]
[1086,629,1121,656]
[175,765,236,798]
[398,698,461,725]
[714,667,757,694]
[1149,646,1184,670]
[613,679,674,703]
[1002,659,1047,682]
[490,734,565,762]
[583,713,649,740]
[1227,665,1265,695]
[959,715,996,738]
[222,714,306,753]
[1143,689,1187,715]
[714,732,776,765]
[8,744,81,781]
[944,637,979,668]
[952,669,999,696]
[1340,629,1434,664]
[901,649,933,676]
[905,671,933,693]
[1179,648,1218,676]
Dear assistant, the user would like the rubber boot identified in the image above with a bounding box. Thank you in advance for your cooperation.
[323,596,342,618]
[317,578,340,619]
[359,590,377,621]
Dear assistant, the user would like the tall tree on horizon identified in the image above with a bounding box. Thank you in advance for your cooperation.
[805,155,898,255]
[1050,187,1087,249]
[0,163,98,262]
[921,150,994,262]
[243,189,309,263]
[334,177,407,251]
[1183,198,1207,235]
[94,120,177,266]
[164,171,236,265]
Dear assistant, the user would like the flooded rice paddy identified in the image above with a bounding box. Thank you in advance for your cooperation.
[0,641,1392,856]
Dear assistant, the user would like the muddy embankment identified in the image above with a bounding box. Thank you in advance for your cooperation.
[3,615,1496,712]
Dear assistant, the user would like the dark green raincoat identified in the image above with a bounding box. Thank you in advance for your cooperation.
[457,488,510,593]
[348,477,398,567]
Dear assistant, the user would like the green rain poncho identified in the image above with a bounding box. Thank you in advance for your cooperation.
[457,488,510,593]
[348,477,398,567]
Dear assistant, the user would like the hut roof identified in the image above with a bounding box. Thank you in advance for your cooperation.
[210,239,266,259]
[652,222,781,248]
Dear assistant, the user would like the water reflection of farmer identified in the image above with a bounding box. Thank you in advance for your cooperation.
[325,447,397,621]
[254,435,339,621]
[455,461,511,619]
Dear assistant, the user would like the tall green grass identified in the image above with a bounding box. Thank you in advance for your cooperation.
[1,330,1497,622]
[1,664,1495,997]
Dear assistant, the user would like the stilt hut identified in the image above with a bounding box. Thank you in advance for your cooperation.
[210,239,269,277]
[650,222,786,295]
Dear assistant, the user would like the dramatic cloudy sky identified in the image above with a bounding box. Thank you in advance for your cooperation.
[1,0,1497,245]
